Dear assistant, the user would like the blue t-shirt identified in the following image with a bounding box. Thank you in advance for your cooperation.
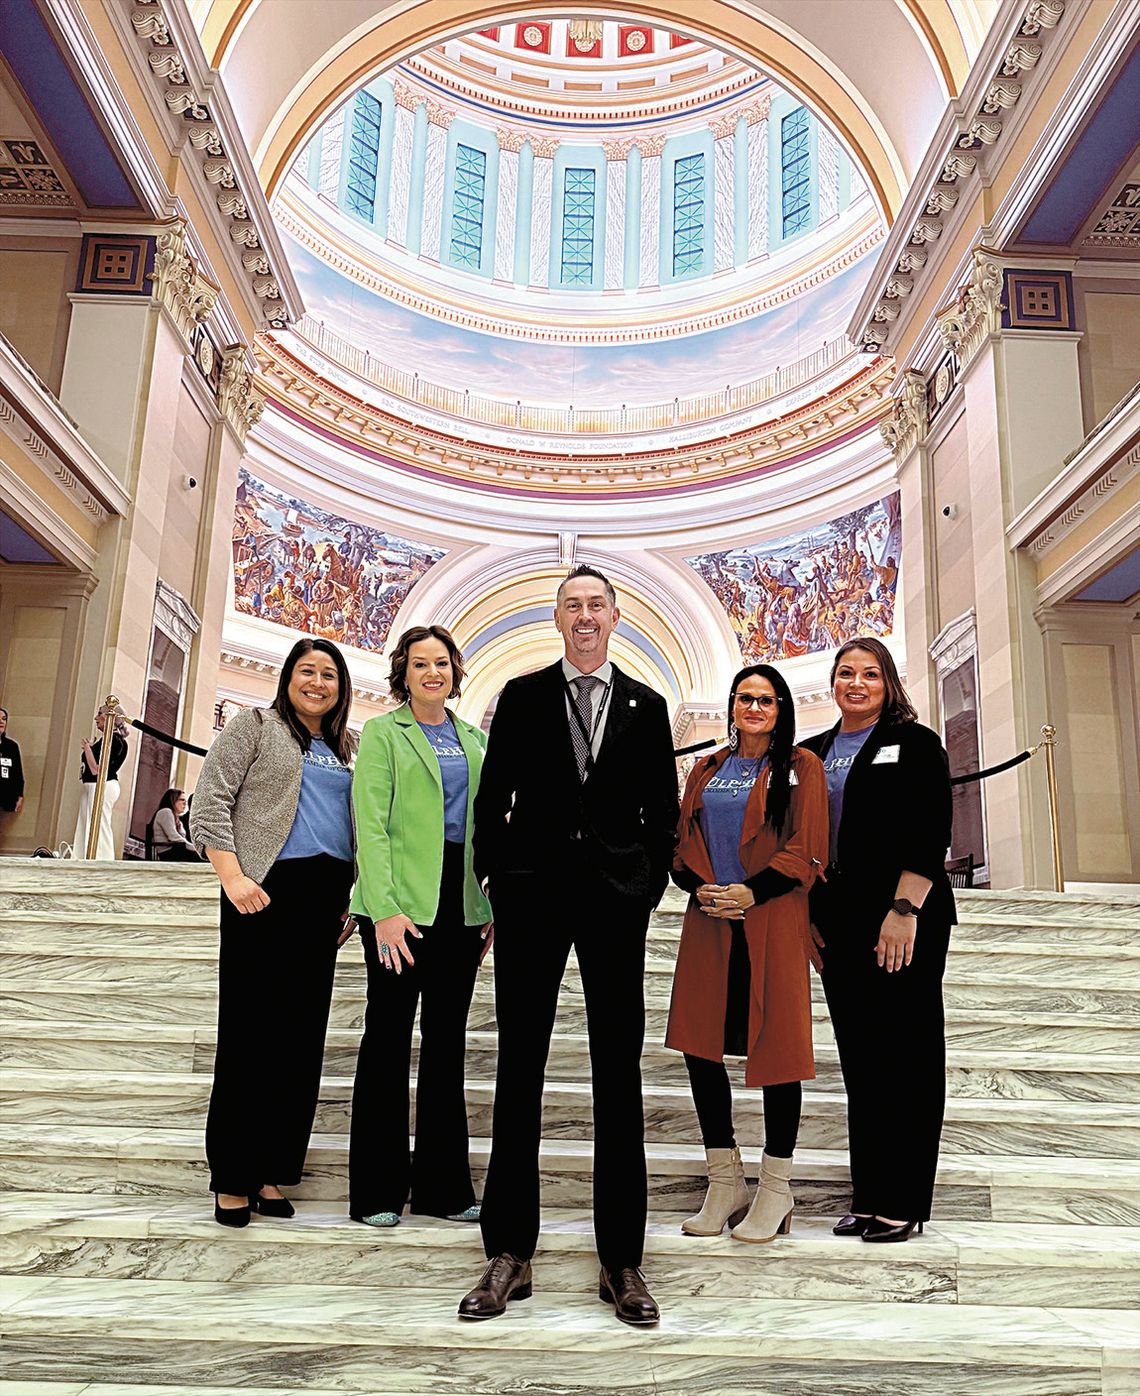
[822,726,875,865]
[278,737,353,862]
[700,753,768,886]
[418,716,469,844]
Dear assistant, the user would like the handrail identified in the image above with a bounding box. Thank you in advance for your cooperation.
[284,316,854,436]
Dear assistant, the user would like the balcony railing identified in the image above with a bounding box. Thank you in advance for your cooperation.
[283,315,855,437]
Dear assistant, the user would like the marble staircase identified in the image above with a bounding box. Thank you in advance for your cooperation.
[1,861,1137,1395]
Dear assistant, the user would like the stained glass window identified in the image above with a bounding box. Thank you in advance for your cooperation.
[450,144,487,270]
[345,92,381,222]
[673,153,705,276]
[561,167,596,285]
[781,107,812,239]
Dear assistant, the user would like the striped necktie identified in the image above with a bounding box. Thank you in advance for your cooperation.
[570,676,601,781]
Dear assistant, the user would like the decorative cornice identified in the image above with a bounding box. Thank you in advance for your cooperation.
[117,0,300,330]
[150,220,220,347]
[852,0,1068,354]
[217,345,266,443]
[879,369,929,459]
[220,647,390,705]
[935,247,1005,370]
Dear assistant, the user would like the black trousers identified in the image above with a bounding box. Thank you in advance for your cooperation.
[818,884,951,1220]
[480,875,651,1271]
[349,841,484,1218]
[205,853,353,1196]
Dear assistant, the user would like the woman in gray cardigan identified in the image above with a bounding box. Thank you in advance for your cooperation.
[191,638,356,1228]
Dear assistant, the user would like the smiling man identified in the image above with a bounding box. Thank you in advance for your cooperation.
[459,564,679,1327]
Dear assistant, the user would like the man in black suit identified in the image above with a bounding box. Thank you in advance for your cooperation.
[458,564,679,1326]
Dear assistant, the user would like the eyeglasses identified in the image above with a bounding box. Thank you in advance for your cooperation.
[736,693,779,709]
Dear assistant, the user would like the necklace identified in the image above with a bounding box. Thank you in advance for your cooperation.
[730,751,767,797]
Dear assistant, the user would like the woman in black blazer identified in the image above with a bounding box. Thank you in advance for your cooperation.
[802,636,955,1243]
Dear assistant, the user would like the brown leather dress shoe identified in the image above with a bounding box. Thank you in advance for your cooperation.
[457,1253,533,1320]
[598,1266,660,1326]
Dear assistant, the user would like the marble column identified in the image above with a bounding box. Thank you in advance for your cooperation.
[495,129,525,282]
[819,125,841,223]
[405,101,429,257]
[636,135,664,287]
[624,144,642,288]
[317,106,345,202]
[386,87,418,248]
[711,116,736,274]
[602,140,631,290]
[419,104,452,265]
[746,96,771,260]
[528,137,557,289]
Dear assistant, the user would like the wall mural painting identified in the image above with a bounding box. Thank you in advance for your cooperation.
[687,494,901,663]
[231,470,445,653]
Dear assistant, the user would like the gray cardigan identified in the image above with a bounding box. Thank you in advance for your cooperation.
[190,707,330,884]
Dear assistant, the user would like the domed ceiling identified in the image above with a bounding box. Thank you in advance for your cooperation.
[257,10,889,491]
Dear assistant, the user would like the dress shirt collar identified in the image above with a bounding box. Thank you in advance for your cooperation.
[561,657,613,687]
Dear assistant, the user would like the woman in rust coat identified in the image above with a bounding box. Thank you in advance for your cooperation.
[666,663,827,1242]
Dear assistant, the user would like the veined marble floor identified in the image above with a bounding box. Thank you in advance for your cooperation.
[1,862,1138,1395]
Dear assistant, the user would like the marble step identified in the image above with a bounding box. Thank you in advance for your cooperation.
[5,985,1135,1058]
[3,1274,1136,1395]
[3,1022,1136,1105]
[3,905,1138,952]
[5,1124,1136,1226]
[4,1193,1138,1312]
[5,1068,1136,1158]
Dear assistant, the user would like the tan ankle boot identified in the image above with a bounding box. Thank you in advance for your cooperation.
[731,1150,794,1243]
[681,1146,752,1236]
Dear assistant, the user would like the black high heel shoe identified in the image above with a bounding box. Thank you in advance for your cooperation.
[252,1192,295,1219]
[832,1213,873,1237]
[213,1195,251,1228]
[861,1218,924,1243]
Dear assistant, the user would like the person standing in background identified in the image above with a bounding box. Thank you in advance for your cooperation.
[72,706,129,860]
[0,707,25,846]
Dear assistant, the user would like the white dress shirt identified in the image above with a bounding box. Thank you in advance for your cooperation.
[561,657,614,763]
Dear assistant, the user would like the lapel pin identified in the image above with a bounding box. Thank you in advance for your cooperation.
[629,699,637,707]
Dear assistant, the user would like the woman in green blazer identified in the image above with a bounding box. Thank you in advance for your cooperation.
[348,625,493,1227]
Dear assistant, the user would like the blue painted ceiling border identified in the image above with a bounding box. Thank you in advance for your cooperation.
[1,0,142,208]
[1015,43,1140,246]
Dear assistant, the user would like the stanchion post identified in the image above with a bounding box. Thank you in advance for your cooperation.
[85,694,120,860]
[1040,723,1064,893]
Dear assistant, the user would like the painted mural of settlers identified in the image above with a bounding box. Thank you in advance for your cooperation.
[687,494,901,663]
[231,470,445,653]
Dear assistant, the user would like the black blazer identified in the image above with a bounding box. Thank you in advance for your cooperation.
[473,661,679,904]
[0,736,23,811]
[801,716,956,930]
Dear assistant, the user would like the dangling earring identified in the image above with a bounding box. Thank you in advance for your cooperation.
[728,722,739,751]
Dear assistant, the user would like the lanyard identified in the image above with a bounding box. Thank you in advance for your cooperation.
[563,675,612,774]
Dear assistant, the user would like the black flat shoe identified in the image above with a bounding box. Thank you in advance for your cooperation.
[252,1193,295,1218]
[213,1197,251,1228]
[861,1218,924,1243]
[832,1213,873,1237]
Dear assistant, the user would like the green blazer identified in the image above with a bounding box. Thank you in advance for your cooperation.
[350,704,492,928]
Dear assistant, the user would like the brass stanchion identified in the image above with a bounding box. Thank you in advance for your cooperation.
[1040,723,1064,893]
[84,695,120,860]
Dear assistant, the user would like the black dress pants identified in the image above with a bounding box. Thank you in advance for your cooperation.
[479,875,651,1272]
[349,841,484,1219]
[819,891,950,1221]
[206,853,353,1196]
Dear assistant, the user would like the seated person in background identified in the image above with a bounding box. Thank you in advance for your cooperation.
[150,788,203,862]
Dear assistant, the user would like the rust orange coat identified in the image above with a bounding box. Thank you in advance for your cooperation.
[665,745,828,1087]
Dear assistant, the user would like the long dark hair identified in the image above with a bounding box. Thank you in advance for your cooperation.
[154,787,183,816]
[727,663,796,836]
[273,638,354,762]
[387,625,466,703]
[829,636,917,725]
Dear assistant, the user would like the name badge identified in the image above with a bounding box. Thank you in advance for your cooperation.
[0,758,9,768]
[872,745,901,764]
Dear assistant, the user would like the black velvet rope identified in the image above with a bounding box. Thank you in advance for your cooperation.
[129,716,1035,783]
[129,717,210,758]
[949,748,1033,785]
